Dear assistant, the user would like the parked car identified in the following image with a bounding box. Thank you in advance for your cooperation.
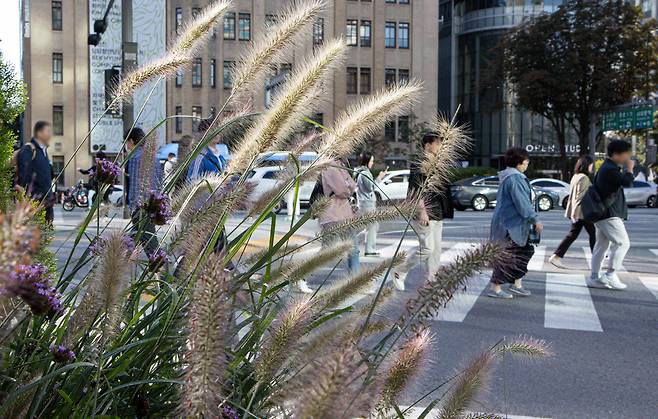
[624,180,657,208]
[451,176,559,212]
[530,178,570,209]
[375,170,409,202]
[246,166,315,212]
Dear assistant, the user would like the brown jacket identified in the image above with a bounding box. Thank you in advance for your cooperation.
[565,173,591,220]
[319,162,357,225]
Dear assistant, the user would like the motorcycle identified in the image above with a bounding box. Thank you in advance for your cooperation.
[62,180,90,211]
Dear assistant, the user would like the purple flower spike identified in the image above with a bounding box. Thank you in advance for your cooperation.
[147,249,168,272]
[141,190,173,226]
[122,235,136,253]
[94,158,122,185]
[3,264,63,317]
[50,344,76,363]
[221,406,239,419]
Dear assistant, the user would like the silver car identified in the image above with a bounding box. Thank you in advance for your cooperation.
[624,180,657,208]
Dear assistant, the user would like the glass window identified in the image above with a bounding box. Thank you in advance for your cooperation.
[176,69,184,87]
[398,22,409,49]
[192,7,201,18]
[313,18,324,46]
[175,106,183,133]
[52,1,62,31]
[210,59,216,88]
[223,12,236,40]
[399,0,410,4]
[263,171,279,179]
[191,106,203,132]
[384,120,396,141]
[386,0,396,3]
[223,61,233,89]
[360,20,371,47]
[52,156,65,186]
[360,67,371,95]
[633,181,650,188]
[398,69,409,84]
[385,68,397,87]
[192,58,202,87]
[53,106,64,136]
[175,8,183,34]
[385,22,396,48]
[52,53,63,84]
[398,115,410,142]
[239,13,251,41]
[346,67,358,94]
[346,20,358,46]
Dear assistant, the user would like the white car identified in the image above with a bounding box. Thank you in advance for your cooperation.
[88,184,124,206]
[624,180,657,208]
[375,170,409,202]
[246,166,315,213]
[530,178,571,209]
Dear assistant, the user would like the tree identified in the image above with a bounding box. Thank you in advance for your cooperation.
[0,51,27,209]
[501,0,658,169]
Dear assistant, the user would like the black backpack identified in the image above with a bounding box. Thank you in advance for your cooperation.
[581,173,610,222]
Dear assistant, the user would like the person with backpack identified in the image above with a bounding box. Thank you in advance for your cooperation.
[488,147,543,299]
[549,156,596,268]
[16,121,55,224]
[187,120,227,180]
[587,140,634,290]
[355,151,387,256]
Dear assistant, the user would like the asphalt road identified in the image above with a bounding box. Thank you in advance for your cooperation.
[51,206,658,418]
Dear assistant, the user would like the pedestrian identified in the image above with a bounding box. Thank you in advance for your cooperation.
[488,147,543,299]
[79,150,110,204]
[163,152,177,179]
[16,121,55,224]
[549,156,596,268]
[355,151,387,256]
[318,158,360,278]
[587,140,634,290]
[187,120,227,180]
[392,132,454,291]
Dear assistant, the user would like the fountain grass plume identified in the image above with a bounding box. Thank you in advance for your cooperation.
[170,173,226,214]
[231,0,325,94]
[255,298,312,382]
[317,81,422,160]
[228,38,346,173]
[378,328,432,411]
[112,55,191,104]
[494,335,553,359]
[179,252,232,418]
[270,242,351,287]
[318,253,405,310]
[0,200,40,274]
[137,133,161,204]
[437,351,494,419]
[248,164,322,217]
[170,1,232,56]
[319,202,416,242]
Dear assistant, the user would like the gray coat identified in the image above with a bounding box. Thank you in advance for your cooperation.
[355,166,376,207]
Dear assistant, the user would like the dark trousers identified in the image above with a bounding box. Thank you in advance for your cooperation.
[130,210,159,256]
[490,240,535,285]
[554,220,596,258]
[44,205,54,225]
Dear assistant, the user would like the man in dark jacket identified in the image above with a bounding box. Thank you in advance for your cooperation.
[16,121,55,224]
[588,140,634,290]
[392,132,454,291]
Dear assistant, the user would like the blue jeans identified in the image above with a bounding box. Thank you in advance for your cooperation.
[321,222,360,275]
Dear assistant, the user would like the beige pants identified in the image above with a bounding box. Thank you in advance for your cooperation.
[396,219,443,284]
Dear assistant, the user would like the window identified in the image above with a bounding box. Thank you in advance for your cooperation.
[175,106,183,133]
[398,69,409,84]
[52,1,62,31]
[346,67,358,94]
[385,22,396,48]
[262,171,279,180]
[360,20,371,47]
[238,13,251,41]
[386,0,396,3]
[385,68,397,87]
[265,14,277,26]
[346,20,358,46]
[223,61,233,89]
[384,121,396,141]
[223,12,236,39]
[192,7,201,18]
[176,69,184,87]
[53,106,63,136]
[633,181,650,188]
[192,58,202,87]
[400,0,410,4]
[313,18,324,46]
[210,59,216,88]
[52,53,63,84]
[398,116,410,142]
[175,8,183,34]
[191,106,203,132]
[398,22,409,49]
[52,156,65,186]
[360,67,371,95]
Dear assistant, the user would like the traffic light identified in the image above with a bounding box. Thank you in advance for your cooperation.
[105,68,122,117]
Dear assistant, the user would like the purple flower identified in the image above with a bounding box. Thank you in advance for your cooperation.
[147,249,168,272]
[122,235,136,253]
[50,344,76,363]
[3,264,63,317]
[140,190,173,226]
[94,158,122,185]
[221,406,239,419]
[90,235,135,255]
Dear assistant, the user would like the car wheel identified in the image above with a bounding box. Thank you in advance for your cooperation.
[538,195,553,211]
[471,195,489,211]
[62,201,74,212]
[562,196,569,209]
[647,195,656,208]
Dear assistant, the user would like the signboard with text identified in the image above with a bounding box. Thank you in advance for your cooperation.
[602,107,656,131]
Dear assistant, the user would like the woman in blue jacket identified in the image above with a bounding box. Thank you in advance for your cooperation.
[488,147,544,299]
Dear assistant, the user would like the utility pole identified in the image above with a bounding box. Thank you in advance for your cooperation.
[122,0,137,219]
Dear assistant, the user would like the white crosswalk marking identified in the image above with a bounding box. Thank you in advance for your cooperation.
[528,245,546,271]
[434,272,490,322]
[649,249,658,258]
[544,273,602,332]
[440,242,478,263]
[638,276,658,301]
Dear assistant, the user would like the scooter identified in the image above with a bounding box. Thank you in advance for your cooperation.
[62,180,90,211]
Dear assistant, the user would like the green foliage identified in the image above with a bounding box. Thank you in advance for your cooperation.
[0,52,27,210]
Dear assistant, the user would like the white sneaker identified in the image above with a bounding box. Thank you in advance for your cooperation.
[297,280,313,294]
[587,275,612,289]
[549,254,567,269]
[392,272,405,291]
[603,272,627,290]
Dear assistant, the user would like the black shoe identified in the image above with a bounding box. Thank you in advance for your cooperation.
[364,252,380,256]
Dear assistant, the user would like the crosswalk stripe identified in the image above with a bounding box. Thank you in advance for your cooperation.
[638,276,658,301]
[528,245,546,271]
[440,242,478,263]
[434,272,490,322]
[649,249,658,258]
[544,273,602,332]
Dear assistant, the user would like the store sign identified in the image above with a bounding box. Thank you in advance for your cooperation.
[525,144,581,155]
[602,107,656,131]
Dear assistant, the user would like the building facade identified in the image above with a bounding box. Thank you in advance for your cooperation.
[166,0,438,163]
